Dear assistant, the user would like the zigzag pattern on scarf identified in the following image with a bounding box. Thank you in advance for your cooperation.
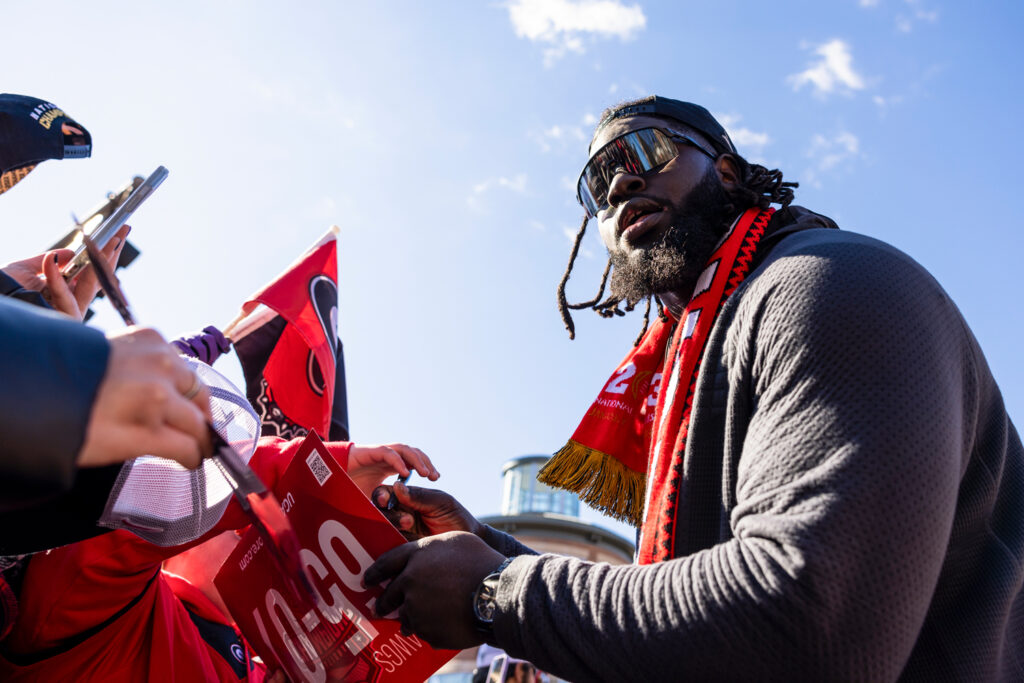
[641,207,774,564]
[726,210,771,293]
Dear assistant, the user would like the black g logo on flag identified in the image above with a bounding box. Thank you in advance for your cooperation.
[307,275,338,397]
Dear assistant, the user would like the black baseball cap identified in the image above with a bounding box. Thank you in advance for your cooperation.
[0,94,92,195]
[596,95,737,157]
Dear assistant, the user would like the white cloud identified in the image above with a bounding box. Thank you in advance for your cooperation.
[506,0,647,66]
[787,39,866,97]
[816,131,859,170]
[896,0,939,32]
[606,80,651,99]
[472,174,528,195]
[872,93,905,113]
[872,64,936,113]
[715,113,771,157]
[803,131,861,187]
[860,0,938,32]
[467,173,529,212]
[532,112,598,153]
[543,124,587,143]
[732,129,771,150]
[540,35,586,66]
[911,8,939,22]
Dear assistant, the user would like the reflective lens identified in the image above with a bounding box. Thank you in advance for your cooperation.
[576,128,713,218]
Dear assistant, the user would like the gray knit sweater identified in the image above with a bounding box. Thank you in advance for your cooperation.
[486,217,1024,681]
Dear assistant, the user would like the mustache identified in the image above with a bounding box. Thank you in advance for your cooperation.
[605,167,734,305]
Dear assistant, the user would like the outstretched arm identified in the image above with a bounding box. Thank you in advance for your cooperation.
[0,305,212,522]
[0,224,130,320]
[8,435,437,650]
[364,237,976,681]
[347,443,438,498]
[370,483,537,558]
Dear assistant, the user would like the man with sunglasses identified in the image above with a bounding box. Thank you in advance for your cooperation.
[364,95,1024,681]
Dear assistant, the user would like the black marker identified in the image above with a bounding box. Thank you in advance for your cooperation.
[387,473,411,510]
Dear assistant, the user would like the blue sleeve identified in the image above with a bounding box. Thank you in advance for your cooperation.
[0,296,110,510]
[0,270,50,309]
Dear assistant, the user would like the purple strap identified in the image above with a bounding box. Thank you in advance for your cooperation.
[172,325,232,365]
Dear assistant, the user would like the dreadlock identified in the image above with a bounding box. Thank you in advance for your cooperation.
[555,210,669,343]
[556,213,599,340]
[555,214,646,338]
[723,154,798,213]
[557,100,798,343]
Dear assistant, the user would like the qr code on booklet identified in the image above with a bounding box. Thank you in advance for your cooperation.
[306,450,332,485]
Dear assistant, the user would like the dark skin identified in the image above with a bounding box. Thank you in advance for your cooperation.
[365,530,505,647]
[365,484,502,648]
[594,115,738,254]
[594,115,741,312]
[363,114,738,650]
[371,481,480,541]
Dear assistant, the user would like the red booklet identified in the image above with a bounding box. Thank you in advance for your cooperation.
[214,433,456,682]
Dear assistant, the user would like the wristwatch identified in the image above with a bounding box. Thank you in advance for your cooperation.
[472,557,513,640]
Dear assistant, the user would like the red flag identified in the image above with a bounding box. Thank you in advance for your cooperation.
[226,227,349,440]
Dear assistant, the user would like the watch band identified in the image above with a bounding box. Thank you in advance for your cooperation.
[472,557,513,639]
[489,557,513,585]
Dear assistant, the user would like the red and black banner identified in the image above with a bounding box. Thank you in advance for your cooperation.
[227,228,349,441]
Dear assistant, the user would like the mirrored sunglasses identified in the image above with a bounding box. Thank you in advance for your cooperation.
[576,127,715,218]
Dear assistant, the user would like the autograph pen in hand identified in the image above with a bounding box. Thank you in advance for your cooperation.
[387,472,412,510]
[82,235,322,609]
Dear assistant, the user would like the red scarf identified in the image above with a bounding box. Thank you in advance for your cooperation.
[540,207,773,563]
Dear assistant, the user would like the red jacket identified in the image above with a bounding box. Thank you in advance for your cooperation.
[0,437,351,682]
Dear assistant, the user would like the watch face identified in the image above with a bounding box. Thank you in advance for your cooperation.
[474,577,499,624]
[474,559,512,631]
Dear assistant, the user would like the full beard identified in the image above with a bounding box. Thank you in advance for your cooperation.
[607,166,735,306]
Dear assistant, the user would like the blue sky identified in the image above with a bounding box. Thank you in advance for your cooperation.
[2,0,1021,541]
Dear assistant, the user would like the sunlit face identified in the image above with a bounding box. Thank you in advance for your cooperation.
[588,115,733,303]
[590,115,716,256]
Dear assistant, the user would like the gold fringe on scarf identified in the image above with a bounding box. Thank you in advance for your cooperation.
[538,440,646,527]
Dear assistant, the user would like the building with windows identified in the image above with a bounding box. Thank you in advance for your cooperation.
[427,455,634,682]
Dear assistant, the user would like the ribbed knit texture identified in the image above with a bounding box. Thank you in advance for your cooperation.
[491,227,1024,682]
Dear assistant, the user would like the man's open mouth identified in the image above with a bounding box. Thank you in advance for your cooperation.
[619,201,666,244]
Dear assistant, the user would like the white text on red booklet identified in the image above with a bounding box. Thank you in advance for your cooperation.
[214,433,456,682]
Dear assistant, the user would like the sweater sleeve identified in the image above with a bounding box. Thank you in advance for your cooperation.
[492,234,973,681]
[479,524,539,558]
